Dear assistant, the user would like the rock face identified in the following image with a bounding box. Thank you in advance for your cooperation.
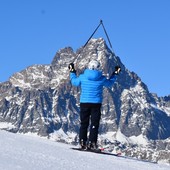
[0,38,170,163]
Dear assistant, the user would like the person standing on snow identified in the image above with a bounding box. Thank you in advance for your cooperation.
[68,60,121,150]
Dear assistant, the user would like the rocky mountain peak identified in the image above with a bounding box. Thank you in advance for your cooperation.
[0,38,170,163]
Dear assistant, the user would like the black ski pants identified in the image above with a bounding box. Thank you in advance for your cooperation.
[79,103,101,144]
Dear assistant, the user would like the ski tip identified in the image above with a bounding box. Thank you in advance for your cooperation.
[100,148,105,151]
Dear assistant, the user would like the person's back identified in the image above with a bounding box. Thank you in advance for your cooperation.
[70,60,117,103]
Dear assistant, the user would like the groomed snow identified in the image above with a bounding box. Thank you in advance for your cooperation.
[0,130,169,170]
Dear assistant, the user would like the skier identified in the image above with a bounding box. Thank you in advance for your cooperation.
[68,60,121,150]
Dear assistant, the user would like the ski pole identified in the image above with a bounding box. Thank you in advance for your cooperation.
[83,20,102,48]
[74,20,102,66]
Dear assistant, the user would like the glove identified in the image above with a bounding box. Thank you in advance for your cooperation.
[68,63,76,73]
[114,66,121,74]
[112,66,121,76]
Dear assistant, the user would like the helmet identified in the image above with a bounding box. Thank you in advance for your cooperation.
[88,60,100,70]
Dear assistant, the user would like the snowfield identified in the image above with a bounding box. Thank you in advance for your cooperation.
[0,130,169,170]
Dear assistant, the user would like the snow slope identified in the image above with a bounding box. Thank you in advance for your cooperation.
[0,130,169,170]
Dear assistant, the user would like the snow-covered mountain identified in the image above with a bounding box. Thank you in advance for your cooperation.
[0,38,170,163]
[1,130,170,170]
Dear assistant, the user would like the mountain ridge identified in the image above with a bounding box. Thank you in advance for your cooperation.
[0,38,170,163]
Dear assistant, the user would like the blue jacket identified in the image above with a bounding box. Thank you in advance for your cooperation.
[70,69,117,103]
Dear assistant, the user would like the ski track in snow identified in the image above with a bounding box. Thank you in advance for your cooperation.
[0,130,169,170]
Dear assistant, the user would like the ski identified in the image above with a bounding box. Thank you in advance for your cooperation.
[71,147,120,156]
[71,147,157,164]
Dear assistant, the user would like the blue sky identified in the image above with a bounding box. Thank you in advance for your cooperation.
[0,0,170,97]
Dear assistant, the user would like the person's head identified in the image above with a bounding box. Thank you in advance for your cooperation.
[88,60,100,70]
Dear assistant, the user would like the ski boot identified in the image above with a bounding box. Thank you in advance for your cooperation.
[79,139,87,150]
[87,141,101,152]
